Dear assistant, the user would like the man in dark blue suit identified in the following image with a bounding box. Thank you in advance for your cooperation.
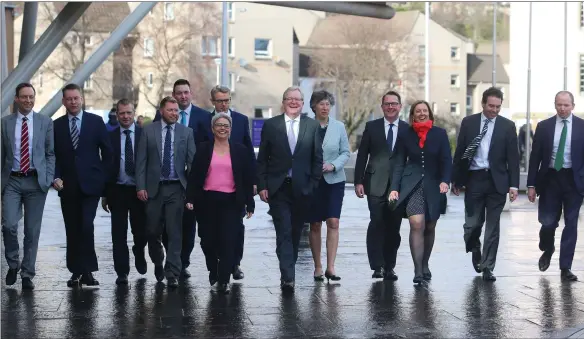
[201,85,256,280]
[154,79,208,277]
[52,83,113,287]
[527,91,583,282]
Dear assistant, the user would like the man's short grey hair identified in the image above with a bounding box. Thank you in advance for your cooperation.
[282,86,304,101]
[211,112,232,127]
[555,90,575,105]
[211,86,231,100]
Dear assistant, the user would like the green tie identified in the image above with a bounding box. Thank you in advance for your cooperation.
[554,119,568,171]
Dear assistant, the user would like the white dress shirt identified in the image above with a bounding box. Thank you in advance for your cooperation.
[284,114,300,141]
[12,112,35,171]
[384,118,399,152]
[470,113,496,170]
[214,109,231,117]
[549,113,572,169]
[118,123,136,185]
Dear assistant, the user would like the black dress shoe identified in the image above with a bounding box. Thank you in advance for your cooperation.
[539,248,554,272]
[22,278,35,290]
[325,271,341,283]
[472,249,482,273]
[154,265,164,282]
[81,273,100,286]
[482,268,496,281]
[209,272,218,286]
[5,268,18,286]
[383,269,398,281]
[181,269,192,279]
[116,274,129,285]
[217,283,230,294]
[561,269,578,282]
[133,247,147,275]
[232,266,244,280]
[67,273,82,287]
[372,267,385,279]
[280,280,295,291]
[167,277,179,288]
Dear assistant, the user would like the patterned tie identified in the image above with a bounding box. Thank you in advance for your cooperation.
[20,117,30,173]
[386,123,394,153]
[180,111,186,126]
[161,125,172,178]
[123,130,135,176]
[287,119,296,177]
[70,117,79,150]
[554,119,568,171]
[462,118,491,161]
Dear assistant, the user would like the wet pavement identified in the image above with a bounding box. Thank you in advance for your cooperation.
[2,188,584,338]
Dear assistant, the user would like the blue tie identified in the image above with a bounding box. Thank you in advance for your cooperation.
[386,123,394,153]
[123,130,135,176]
[161,125,172,178]
[180,111,186,126]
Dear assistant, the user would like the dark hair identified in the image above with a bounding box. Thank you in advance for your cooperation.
[309,90,335,113]
[481,87,504,104]
[159,96,178,109]
[173,79,191,93]
[62,83,82,96]
[115,98,134,112]
[382,90,401,105]
[409,100,434,124]
[555,90,575,105]
[15,82,35,97]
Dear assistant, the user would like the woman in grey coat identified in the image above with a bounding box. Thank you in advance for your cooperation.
[307,91,350,283]
[389,100,452,285]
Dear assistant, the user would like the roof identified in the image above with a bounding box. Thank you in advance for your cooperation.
[52,2,133,33]
[476,40,510,64]
[467,53,509,84]
[307,10,420,46]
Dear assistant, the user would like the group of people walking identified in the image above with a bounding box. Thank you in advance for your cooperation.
[1,80,580,295]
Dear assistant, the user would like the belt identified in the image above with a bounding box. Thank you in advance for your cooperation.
[470,168,490,173]
[160,180,180,185]
[10,169,37,177]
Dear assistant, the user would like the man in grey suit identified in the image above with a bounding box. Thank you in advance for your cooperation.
[1,83,55,289]
[136,96,195,288]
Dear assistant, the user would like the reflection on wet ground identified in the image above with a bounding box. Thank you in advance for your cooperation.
[2,190,584,338]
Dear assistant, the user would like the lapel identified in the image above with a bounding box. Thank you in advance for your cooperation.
[135,125,142,147]
[113,127,121,159]
[154,121,163,163]
[78,111,89,148]
[488,116,501,153]
[31,113,42,150]
[6,114,17,153]
[570,115,580,158]
[322,119,332,148]
[377,118,386,144]
[173,124,181,164]
[294,115,308,156]
[277,114,292,156]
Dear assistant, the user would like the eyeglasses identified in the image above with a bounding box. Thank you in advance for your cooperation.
[213,99,231,104]
[285,98,303,102]
[214,123,231,129]
[382,102,400,107]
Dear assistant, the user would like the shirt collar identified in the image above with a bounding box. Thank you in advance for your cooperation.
[481,113,497,122]
[556,113,573,123]
[284,114,300,123]
[214,109,231,116]
[68,111,83,121]
[384,117,399,126]
[180,104,192,115]
[17,111,32,121]
[161,120,175,130]
[120,123,136,134]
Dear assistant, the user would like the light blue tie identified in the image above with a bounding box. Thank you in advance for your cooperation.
[180,111,186,126]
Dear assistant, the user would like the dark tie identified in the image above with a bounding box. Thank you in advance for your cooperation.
[123,130,135,176]
[161,125,172,178]
[20,117,30,173]
[70,117,79,150]
[462,118,491,161]
[386,123,394,153]
[554,119,568,171]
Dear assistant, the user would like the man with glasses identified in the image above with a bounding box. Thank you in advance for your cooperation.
[354,91,408,281]
[52,83,113,287]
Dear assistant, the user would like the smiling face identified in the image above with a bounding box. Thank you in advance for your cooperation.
[381,94,401,122]
[161,101,179,125]
[282,89,303,117]
[314,99,331,120]
[412,102,430,123]
[213,117,231,140]
[15,86,35,114]
[482,95,502,119]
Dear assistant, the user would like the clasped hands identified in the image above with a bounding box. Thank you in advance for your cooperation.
[389,182,450,202]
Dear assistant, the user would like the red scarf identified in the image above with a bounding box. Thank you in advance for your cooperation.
[412,120,433,148]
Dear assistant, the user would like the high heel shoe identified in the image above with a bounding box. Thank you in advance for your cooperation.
[422,270,432,281]
[314,275,324,281]
[413,275,423,285]
[325,271,341,282]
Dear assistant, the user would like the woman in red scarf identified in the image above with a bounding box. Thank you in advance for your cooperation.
[388,100,452,285]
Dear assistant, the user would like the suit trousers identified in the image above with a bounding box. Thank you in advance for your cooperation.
[269,180,307,282]
[537,169,582,270]
[2,175,48,279]
[199,190,240,284]
[162,207,197,269]
[463,170,506,272]
[59,181,100,274]
[146,181,184,279]
[236,209,246,266]
[366,191,404,271]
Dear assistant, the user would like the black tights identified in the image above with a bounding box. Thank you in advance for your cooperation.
[408,214,437,277]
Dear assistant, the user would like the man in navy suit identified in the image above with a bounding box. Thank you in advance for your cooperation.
[154,79,209,277]
[52,83,113,287]
[202,85,256,280]
[527,91,582,282]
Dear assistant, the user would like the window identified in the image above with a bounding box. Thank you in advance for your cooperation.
[38,71,43,88]
[228,2,235,21]
[580,54,584,94]
[450,102,460,115]
[451,46,460,60]
[70,35,93,46]
[147,72,154,88]
[254,38,272,59]
[254,107,272,118]
[202,36,219,56]
[229,72,236,92]
[450,74,460,88]
[143,38,154,57]
[84,74,94,90]
[164,3,174,21]
[418,45,425,57]
[466,95,473,114]
[580,2,584,27]
[228,37,235,57]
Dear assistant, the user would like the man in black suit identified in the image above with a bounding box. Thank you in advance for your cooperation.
[527,91,582,282]
[256,86,323,291]
[354,90,408,281]
[52,83,113,287]
[101,99,157,285]
[202,85,256,280]
[452,87,520,281]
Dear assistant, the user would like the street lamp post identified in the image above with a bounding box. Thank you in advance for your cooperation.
[220,2,229,87]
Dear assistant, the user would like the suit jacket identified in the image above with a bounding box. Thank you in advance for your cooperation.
[321,117,351,184]
[354,118,409,197]
[390,126,452,220]
[452,113,519,194]
[1,112,55,193]
[527,114,584,195]
[153,103,209,144]
[185,140,255,213]
[256,114,323,197]
[53,111,113,197]
[135,121,195,198]
[104,124,142,198]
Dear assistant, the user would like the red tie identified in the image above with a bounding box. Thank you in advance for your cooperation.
[20,117,30,173]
